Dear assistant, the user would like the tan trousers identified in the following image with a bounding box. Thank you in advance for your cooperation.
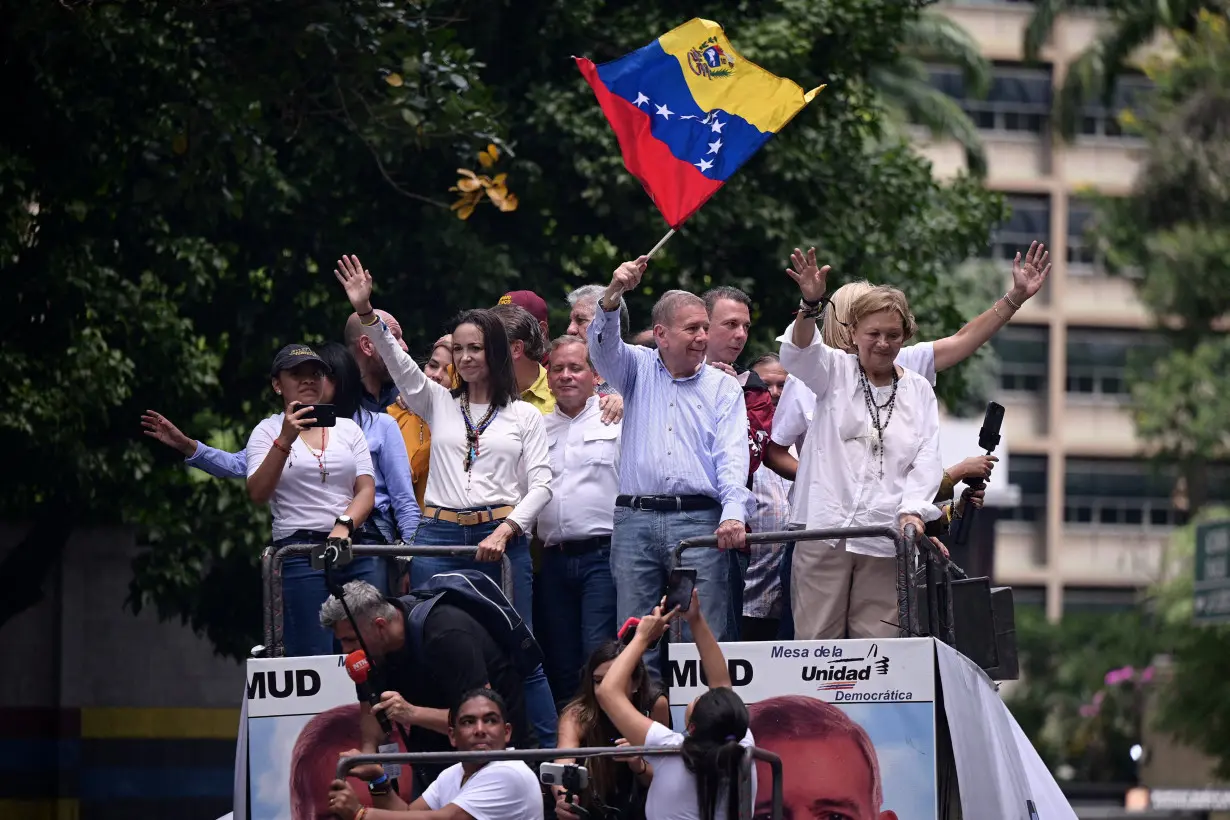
[791,539,899,639]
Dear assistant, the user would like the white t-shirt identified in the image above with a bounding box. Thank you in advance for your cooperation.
[643,722,756,820]
[421,760,544,820]
[246,415,374,540]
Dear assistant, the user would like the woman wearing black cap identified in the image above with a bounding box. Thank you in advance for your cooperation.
[247,343,382,656]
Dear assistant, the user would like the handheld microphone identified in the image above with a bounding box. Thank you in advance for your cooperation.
[345,650,393,738]
[953,401,1005,546]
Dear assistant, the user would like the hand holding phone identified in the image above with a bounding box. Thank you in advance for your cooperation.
[663,568,697,613]
[291,402,338,428]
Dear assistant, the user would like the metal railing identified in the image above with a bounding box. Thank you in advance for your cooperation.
[674,525,964,646]
[338,745,784,820]
[261,544,514,657]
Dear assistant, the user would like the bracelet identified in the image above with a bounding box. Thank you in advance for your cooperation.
[1003,292,1023,310]
[992,303,1007,321]
[369,773,389,787]
[796,304,822,321]
[272,440,292,456]
[356,808,369,820]
[361,312,381,327]
[800,295,822,308]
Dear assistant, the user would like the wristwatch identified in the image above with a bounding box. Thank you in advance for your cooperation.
[335,515,355,535]
[368,772,390,796]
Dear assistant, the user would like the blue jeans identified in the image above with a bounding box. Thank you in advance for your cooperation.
[609,506,733,679]
[538,543,618,705]
[727,549,749,640]
[777,541,796,640]
[277,531,389,657]
[408,515,557,747]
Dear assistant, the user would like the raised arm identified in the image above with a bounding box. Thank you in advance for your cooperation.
[682,589,731,689]
[933,242,1051,372]
[587,257,650,396]
[778,249,844,396]
[334,254,449,422]
[595,607,676,747]
[142,410,249,479]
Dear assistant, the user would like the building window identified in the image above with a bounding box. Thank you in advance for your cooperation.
[994,325,1048,394]
[982,194,1051,263]
[1061,587,1141,614]
[928,63,1052,135]
[1065,328,1163,400]
[1078,74,1151,139]
[1067,198,1101,273]
[1001,454,1047,523]
[1064,458,1184,528]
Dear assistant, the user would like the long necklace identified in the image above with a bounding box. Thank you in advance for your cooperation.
[460,392,499,473]
[302,429,330,483]
[858,364,898,480]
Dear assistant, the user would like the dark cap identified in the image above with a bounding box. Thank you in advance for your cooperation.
[270,344,331,377]
[498,290,549,328]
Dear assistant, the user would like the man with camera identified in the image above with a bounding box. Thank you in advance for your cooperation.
[328,688,544,820]
[320,581,538,799]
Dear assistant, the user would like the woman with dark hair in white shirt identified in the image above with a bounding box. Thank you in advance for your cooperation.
[334,253,560,746]
[778,249,945,641]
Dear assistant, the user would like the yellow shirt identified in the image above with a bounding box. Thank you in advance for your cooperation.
[521,365,556,415]
[387,403,431,512]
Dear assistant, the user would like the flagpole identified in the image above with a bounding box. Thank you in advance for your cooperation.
[645,228,676,260]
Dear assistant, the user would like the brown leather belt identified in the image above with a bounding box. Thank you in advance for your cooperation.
[424,505,514,526]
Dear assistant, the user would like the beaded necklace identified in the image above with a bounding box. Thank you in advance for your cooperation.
[858,364,898,479]
[460,392,499,473]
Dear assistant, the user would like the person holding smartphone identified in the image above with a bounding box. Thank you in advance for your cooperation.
[247,343,380,656]
[596,592,754,820]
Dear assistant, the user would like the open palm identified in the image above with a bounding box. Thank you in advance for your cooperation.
[1011,241,1051,301]
[334,254,374,313]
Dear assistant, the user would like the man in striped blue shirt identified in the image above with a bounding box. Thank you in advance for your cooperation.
[587,256,750,671]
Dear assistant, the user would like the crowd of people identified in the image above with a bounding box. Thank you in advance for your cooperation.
[141,240,1051,819]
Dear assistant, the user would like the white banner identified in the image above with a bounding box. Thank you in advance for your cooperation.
[245,655,412,820]
[666,637,936,704]
[668,639,937,820]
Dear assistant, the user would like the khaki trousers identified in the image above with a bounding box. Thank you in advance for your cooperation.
[791,539,899,639]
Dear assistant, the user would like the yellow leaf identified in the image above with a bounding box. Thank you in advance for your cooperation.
[486,143,499,162]
[385,73,404,87]
[456,200,477,220]
[456,178,482,192]
[478,150,495,169]
[486,187,506,206]
[475,175,494,188]
[492,173,507,186]
[498,193,519,213]
[456,168,478,179]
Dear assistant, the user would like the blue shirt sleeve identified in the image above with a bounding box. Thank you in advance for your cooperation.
[373,415,420,540]
[184,441,248,480]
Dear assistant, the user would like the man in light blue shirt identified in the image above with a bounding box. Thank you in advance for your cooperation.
[587,256,749,673]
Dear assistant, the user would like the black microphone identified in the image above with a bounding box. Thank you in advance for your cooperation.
[953,401,1004,546]
[345,650,393,738]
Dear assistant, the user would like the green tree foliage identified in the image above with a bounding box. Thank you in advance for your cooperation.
[1006,606,1174,783]
[1149,507,1230,777]
[1,0,1004,657]
[1024,0,1229,139]
[1091,10,1230,514]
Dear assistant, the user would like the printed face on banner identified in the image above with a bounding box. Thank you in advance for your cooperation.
[246,656,412,820]
[668,639,937,820]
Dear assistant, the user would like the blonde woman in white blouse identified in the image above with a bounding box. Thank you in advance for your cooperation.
[778,248,943,641]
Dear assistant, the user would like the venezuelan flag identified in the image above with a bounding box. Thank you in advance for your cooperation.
[577,18,823,229]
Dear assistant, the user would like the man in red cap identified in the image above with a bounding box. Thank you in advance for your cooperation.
[498,291,549,364]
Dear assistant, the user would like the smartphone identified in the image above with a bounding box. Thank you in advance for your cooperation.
[664,568,697,612]
[290,402,338,428]
[617,617,640,645]
[540,762,589,790]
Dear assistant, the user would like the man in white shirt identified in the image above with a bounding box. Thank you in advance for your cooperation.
[327,688,544,820]
[536,335,621,704]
